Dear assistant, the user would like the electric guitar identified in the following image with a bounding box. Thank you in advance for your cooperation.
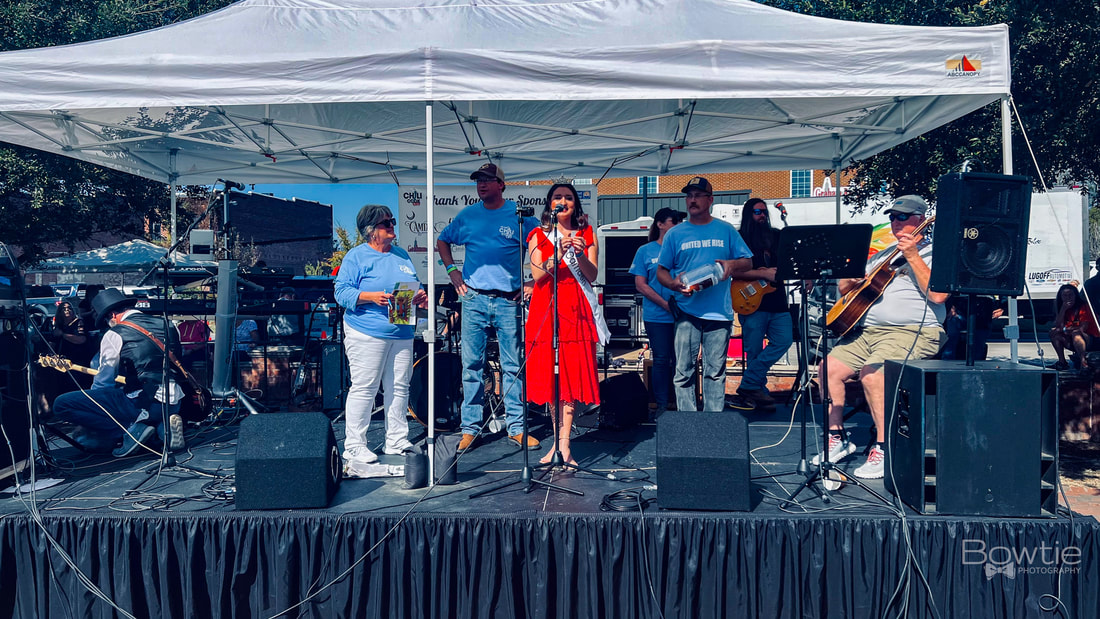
[36,354,126,385]
[825,216,935,336]
[730,278,777,315]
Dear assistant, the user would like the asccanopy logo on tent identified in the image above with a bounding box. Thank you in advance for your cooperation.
[962,539,1082,579]
[946,55,983,77]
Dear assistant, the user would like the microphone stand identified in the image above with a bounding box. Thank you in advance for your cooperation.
[471,208,578,499]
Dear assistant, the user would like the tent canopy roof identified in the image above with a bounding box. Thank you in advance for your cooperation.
[31,240,216,274]
[0,0,1011,184]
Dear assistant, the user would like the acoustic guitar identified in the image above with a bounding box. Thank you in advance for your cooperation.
[730,278,777,315]
[825,216,935,336]
[37,354,126,384]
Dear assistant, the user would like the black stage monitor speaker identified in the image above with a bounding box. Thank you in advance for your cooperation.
[885,360,1057,517]
[596,372,649,430]
[930,171,1032,296]
[236,412,341,510]
[321,342,350,413]
[657,411,751,511]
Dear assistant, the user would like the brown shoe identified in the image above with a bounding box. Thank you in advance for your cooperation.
[509,433,540,450]
[457,433,476,452]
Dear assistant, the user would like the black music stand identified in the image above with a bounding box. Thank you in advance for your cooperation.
[766,225,888,506]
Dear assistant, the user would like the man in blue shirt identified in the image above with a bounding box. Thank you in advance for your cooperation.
[657,177,754,412]
[437,162,540,452]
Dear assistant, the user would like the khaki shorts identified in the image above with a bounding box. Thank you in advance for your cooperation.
[829,325,946,373]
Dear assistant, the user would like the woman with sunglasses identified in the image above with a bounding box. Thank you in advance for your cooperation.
[335,204,427,468]
[732,198,793,410]
[814,195,948,481]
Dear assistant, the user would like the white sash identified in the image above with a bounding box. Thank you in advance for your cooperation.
[551,230,611,345]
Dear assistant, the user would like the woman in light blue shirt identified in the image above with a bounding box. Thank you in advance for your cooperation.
[335,205,427,465]
[628,207,684,413]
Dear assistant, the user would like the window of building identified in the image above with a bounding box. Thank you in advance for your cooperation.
[637,176,658,194]
[573,178,593,186]
[791,170,812,198]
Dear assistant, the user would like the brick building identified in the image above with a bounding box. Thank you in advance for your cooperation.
[523,169,854,201]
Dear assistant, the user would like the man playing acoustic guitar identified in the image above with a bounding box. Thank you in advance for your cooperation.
[814,195,949,479]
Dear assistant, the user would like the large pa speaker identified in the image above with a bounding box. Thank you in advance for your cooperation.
[657,411,751,511]
[885,360,1057,517]
[930,171,1032,296]
[235,412,341,510]
[321,342,349,412]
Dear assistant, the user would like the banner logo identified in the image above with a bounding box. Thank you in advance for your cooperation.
[946,55,982,77]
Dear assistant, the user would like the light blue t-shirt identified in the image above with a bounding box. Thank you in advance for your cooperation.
[437,200,539,292]
[657,218,752,321]
[629,241,675,324]
[334,243,421,339]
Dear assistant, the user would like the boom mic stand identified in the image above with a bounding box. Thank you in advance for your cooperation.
[471,208,579,499]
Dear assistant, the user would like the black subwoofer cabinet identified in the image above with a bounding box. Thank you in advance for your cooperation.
[885,360,1057,517]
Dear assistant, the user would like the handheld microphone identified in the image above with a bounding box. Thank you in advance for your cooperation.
[552,204,568,214]
[217,179,245,191]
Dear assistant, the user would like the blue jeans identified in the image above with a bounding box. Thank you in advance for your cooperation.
[645,321,676,409]
[673,316,732,412]
[52,387,176,444]
[738,310,794,392]
[459,290,525,435]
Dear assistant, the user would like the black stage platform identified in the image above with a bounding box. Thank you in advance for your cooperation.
[2,402,1098,618]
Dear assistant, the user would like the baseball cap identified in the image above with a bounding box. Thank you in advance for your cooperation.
[681,176,713,195]
[885,195,928,216]
[653,207,686,224]
[470,162,505,183]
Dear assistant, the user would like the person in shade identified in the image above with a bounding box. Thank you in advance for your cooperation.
[656,177,754,413]
[813,195,948,480]
[526,183,607,465]
[436,162,541,453]
[51,288,186,456]
[731,198,793,410]
[1049,284,1097,371]
[335,205,428,466]
[629,207,685,415]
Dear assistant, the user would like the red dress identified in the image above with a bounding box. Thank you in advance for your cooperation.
[525,226,601,405]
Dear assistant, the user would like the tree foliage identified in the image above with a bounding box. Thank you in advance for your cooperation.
[761,0,1100,213]
[0,0,236,264]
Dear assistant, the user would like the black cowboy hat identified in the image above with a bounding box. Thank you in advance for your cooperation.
[92,288,136,328]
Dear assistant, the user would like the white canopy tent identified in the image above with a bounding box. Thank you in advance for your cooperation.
[31,239,216,275]
[0,0,1010,188]
[0,0,1018,470]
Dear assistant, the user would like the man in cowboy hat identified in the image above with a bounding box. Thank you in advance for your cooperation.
[51,288,186,456]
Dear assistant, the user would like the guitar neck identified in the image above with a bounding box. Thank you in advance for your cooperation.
[38,356,126,385]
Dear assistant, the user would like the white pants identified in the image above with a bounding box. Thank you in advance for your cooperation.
[342,324,414,457]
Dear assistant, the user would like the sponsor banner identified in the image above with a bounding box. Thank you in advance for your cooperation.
[397,184,596,282]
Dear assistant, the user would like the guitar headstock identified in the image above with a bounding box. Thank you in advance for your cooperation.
[37,354,73,372]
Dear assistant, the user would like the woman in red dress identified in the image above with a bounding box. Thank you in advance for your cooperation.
[526,183,600,465]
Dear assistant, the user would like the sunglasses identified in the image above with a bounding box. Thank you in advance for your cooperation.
[752,208,767,215]
[888,213,913,222]
[376,217,397,228]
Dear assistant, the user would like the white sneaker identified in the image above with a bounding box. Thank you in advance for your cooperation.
[811,432,858,466]
[168,414,186,451]
[342,445,379,464]
[383,439,417,455]
[853,444,885,479]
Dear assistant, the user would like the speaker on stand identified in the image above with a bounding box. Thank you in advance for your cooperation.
[930,171,1032,296]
